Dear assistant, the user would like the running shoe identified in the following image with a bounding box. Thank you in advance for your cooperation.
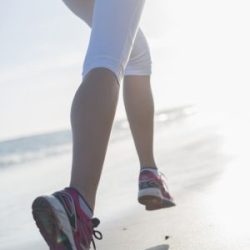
[138,169,176,210]
[32,187,102,250]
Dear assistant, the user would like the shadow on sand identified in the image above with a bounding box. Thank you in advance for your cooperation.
[145,244,169,250]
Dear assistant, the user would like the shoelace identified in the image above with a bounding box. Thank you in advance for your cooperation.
[91,218,103,250]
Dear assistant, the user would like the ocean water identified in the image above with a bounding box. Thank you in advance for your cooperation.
[0,106,195,171]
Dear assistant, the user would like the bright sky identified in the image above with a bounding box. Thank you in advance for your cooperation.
[1,0,250,141]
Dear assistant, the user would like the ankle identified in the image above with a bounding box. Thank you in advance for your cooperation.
[68,185,95,212]
[140,165,158,170]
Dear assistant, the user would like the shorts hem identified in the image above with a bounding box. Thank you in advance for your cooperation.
[124,69,152,76]
[82,60,123,84]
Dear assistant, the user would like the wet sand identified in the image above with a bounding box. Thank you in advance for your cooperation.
[1,106,250,250]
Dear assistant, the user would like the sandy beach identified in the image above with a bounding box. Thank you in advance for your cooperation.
[1,106,250,250]
[1,0,250,248]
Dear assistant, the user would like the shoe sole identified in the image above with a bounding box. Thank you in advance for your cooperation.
[138,188,176,210]
[32,196,77,250]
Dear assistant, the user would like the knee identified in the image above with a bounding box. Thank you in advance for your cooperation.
[82,67,120,86]
[125,51,152,76]
[82,56,123,85]
[125,30,152,76]
[82,31,151,84]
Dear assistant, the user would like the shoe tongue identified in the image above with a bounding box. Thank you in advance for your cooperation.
[66,187,93,218]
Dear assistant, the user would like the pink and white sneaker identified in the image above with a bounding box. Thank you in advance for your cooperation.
[138,169,176,210]
[32,187,102,250]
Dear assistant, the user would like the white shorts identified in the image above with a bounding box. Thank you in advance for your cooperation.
[62,0,152,84]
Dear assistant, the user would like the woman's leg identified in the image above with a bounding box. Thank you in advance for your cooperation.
[70,68,119,210]
[65,0,146,210]
[123,75,157,169]
[32,2,160,249]
[123,29,155,169]
[63,0,155,171]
